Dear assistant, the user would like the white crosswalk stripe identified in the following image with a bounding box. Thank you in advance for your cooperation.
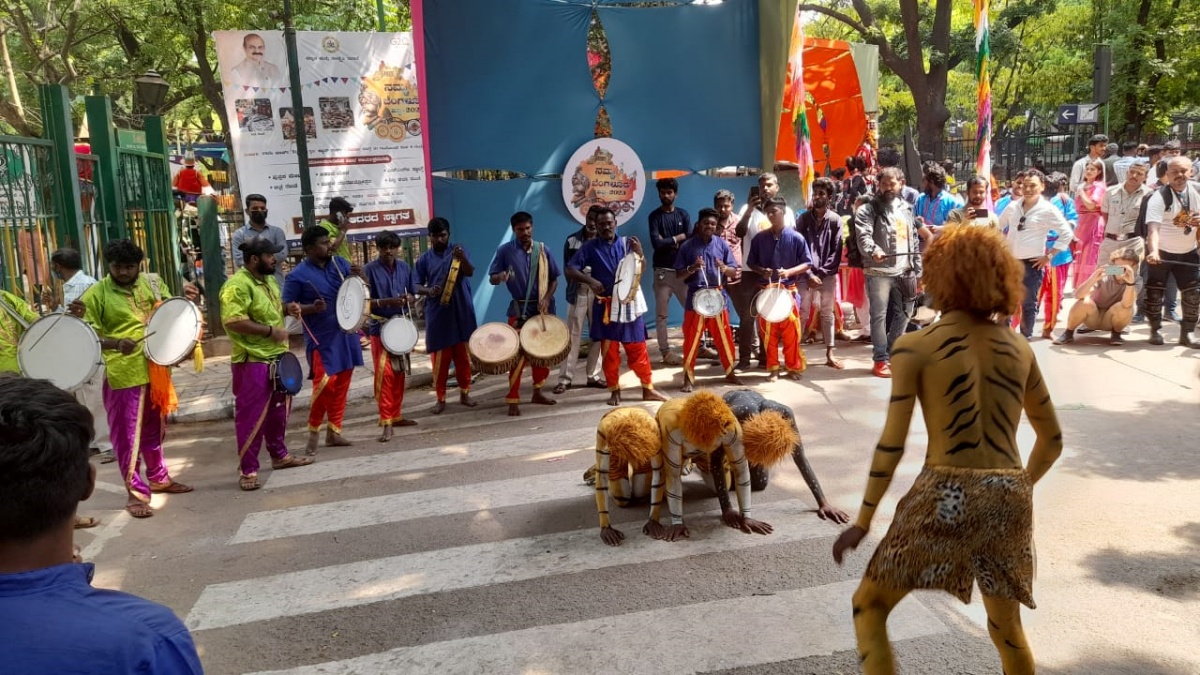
[183,401,970,673]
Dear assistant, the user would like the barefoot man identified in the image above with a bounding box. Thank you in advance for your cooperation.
[415,217,478,414]
[488,211,559,416]
[674,207,743,391]
[566,207,668,406]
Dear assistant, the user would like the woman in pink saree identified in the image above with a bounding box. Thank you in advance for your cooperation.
[1072,159,1107,287]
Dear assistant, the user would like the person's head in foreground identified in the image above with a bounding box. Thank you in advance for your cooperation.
[0,377,204,672]
[923,226,1024,320]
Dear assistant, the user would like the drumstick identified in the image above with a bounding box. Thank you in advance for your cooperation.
[132,331,157,345]
[299,317,320,346]
[306,280,326,302]
[22,312,66,353]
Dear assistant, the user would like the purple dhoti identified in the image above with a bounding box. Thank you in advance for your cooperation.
[104,382,170,503]
[232,361,292,476]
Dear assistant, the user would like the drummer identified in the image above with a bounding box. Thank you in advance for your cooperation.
[282,226,363,454]
[414,217,478,414]
[673,207,743,392]
[220,237,313,491]
[488,211,560,416]
[364,231,418,439]
[72,239,197,519]
[746,197,813,381]
[566,207,669,406]
[0,289,39,376]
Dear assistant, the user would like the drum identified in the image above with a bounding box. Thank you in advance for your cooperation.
[272,351,304,395]
[692,288,726,318]
[613,252,643,304]
[336,277,371,332]
[754,285,796,324]
[519,314,570,368]
[380,316,418,355]
[468,322,521,375]
[145,298,204,366]
[17,314,102,391]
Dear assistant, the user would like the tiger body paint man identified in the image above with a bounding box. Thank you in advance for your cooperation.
[833,226,1063,675]
[645,392,773,542]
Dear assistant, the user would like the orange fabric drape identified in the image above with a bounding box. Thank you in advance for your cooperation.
[776,37,867,177]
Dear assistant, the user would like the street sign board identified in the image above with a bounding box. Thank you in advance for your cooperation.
[1056,104,1101,126]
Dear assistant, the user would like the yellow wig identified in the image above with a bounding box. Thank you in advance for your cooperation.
[602,407,661,467]
[741,410,798,467]
[678,391,737,448]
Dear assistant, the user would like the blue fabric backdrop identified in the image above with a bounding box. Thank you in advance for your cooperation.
[423,0,763,327]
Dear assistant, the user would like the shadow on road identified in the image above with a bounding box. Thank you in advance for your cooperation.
[1058,398,1200,482]
[1042,651,1193,675]
[1079,521,1200,600]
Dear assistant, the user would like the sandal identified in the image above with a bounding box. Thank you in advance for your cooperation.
[552,383,568,395]
[125,502,154,518]
[239,474,261,491]
[74,516,101,529]
[272,455,314,470]
[395,418,418,427]
[149,481,194,494]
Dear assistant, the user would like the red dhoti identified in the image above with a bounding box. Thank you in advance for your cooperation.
[308,350,353,434]
[370,335,408,426]
[757,304,806,374]
[602,340,655,391]
[506,316,550,404]
[681,309,736,380]
[431,343,472,403]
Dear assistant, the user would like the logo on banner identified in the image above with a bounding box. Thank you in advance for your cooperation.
[562,138,645,227]
[322,36,340,53]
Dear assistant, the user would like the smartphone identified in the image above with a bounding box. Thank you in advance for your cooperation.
[1105,265,1124,276]
[973,208,990,219]
[750,186,761,199]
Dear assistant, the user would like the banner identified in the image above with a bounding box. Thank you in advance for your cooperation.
[213,30,428,246]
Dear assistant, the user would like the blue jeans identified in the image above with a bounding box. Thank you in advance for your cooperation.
[866,275,912,363]
[1019,261,1045,338]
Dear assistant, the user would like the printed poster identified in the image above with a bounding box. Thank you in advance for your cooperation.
[561,138,645,228]
[213,30,427,247]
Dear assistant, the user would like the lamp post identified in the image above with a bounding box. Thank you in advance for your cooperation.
[283,0,315,229]
[134,70,170,117]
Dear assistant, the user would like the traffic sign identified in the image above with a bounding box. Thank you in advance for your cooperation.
[1056,103,1101,126]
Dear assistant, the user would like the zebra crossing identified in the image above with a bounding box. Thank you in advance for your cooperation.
[173,377,986,674]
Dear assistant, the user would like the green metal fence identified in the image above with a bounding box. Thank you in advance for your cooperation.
[0,135,59,299]
[117,148,181,297]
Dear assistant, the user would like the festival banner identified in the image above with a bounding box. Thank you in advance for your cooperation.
[213,31,428,246]
[561,138,646,228]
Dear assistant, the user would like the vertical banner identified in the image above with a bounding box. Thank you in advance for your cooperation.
[213,31,428,246]
[974,0,992,187]
[786,13,814,204]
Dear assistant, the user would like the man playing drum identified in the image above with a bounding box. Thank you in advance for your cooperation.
[364,231,418,438]
[282,226,363,454]
[488,211,560,416]
[72,239,197,519]
[674,207,743,392]
[221,237,313,491]
[0,290,39,376]
[566,207,669,406]
[415,217,479,414]
[746,197,813,381]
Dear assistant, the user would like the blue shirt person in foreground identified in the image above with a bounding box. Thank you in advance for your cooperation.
[0,377,203,674]
[283,225,364,455]
[414,217,479,415]
[673,207,744,392]
[488,211,561,416]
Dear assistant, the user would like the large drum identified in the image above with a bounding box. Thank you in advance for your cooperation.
[145,298,204,366]
[336,277,371,332]
[18,314,102,391]
[692,288,726,318]
[519,314,570,368]
[468,322,521,375]
[754,284,796,324]
[380,316,418,355]
[613,252,643,305]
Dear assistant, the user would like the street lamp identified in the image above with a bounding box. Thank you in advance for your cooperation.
[134,70,170,115]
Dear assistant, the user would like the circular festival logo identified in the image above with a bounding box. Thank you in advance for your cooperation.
[562,138,645,227]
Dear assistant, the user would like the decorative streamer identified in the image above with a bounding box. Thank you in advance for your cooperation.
[787,11,814,204]
[974,0,992,186]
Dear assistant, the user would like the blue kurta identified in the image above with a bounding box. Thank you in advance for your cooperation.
[487,240,560,318]
[746,228,812,290]
[363,259,416,337]
[673,235,736,307]
[282,256,364,376]
[415,246,477,353]
[568,237,646,343]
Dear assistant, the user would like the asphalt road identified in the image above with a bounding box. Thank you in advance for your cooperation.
[73,325,1200,675]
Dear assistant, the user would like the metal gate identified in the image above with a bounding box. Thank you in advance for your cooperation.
[117,148,181,296]
[0,135,58,297]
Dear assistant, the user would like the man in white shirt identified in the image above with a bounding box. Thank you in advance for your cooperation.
[1143,156,1200,347]
[733,173,793,368]
[43,249,112,460]
[230,33,282,85]
[1099,163,1151,265]
[1069,134,1109,192]
[1000,169,1074,339]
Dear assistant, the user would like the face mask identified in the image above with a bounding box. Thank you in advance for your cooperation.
[249,211,267,225]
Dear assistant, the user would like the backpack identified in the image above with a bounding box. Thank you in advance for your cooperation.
[1134,185,1173,240]
[845,211,864,268]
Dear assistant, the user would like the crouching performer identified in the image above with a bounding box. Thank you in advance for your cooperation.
[832,225,1063,675]
[646,391,772,542]
[696,389,849,524]
[592,407,661,546]
[1055,241,1142,346]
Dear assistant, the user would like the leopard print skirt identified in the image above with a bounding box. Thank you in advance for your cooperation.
[864,464,1036,608]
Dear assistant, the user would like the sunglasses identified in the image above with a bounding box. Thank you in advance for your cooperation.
[1018,216,1027,232]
